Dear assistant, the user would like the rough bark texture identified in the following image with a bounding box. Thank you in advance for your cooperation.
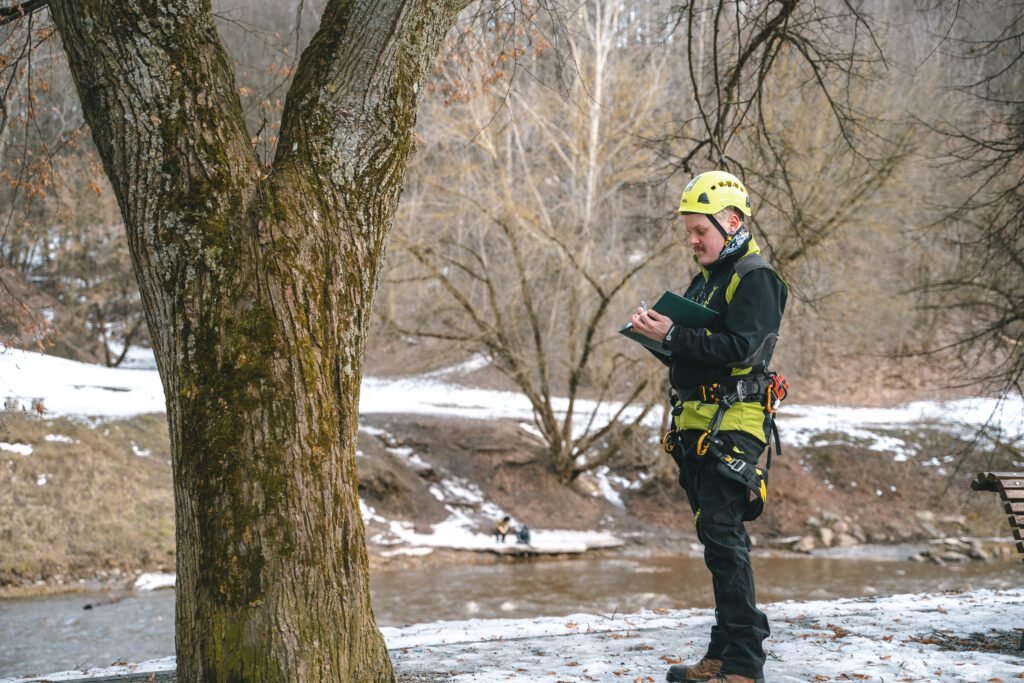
[47,0,468,680]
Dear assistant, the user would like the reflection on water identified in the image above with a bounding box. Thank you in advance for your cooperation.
[2,553,1021,676]
[371,552,1023,625]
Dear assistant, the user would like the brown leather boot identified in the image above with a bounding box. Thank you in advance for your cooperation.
[705,673,765,683]
[665,657,722,682]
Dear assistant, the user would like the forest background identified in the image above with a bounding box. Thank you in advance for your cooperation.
[0,0,1021,482]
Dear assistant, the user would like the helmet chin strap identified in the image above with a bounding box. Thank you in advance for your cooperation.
[706,213,732,242]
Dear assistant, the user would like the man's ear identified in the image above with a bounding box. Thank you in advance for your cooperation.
[728,211,743,234]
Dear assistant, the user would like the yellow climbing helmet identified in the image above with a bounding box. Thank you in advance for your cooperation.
[678,170,752,217]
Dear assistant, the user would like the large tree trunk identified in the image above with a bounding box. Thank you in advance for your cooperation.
[47,1,467,680]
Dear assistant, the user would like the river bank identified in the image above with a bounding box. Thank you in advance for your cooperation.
[0,535,1019,605]
[1,406,1018,598]
[2,348,1022,597]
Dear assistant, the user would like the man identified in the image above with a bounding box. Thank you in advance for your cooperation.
[630,170,787,683]
[494,515,511,543]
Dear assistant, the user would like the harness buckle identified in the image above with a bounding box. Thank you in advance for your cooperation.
[723,455,747,474]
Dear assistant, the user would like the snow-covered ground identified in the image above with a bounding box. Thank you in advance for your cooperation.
[3,589,1021,682]
[0,348,165,418]
[4,348,1019,444]
[3,346,1021,446]
[389,589,1024,681]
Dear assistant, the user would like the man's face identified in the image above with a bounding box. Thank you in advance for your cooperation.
[683,213,734,266]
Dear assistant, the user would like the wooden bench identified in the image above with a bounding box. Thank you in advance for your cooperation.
[970,471,1024,649]
[970,472,1024,556]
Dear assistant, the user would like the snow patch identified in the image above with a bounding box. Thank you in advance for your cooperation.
[589,466,625,509]
[0,441,32,456]
[360,425,433,473]
[379,505,621,554]
[784,398,1024,455]
[0,347,164,418]
[434,477,486,505]
[104,345,158,370]
[518,422,544,441]
[133,573,176,591]
[380,547,434,558]
[419,353,491,379]
[359,500,386,524]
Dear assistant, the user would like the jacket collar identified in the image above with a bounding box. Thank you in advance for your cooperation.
[696,237,761,278]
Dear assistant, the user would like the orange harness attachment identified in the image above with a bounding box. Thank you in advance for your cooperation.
[766,373,789,414]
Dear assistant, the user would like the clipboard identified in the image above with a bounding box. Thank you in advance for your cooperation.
[619,291,717,357]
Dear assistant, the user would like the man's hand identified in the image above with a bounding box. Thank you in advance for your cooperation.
[630,308,673,343]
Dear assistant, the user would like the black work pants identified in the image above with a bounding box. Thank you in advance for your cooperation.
[673,429,770,680]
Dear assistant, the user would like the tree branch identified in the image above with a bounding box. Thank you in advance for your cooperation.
[0,0,47,28]
[275,1,469,186]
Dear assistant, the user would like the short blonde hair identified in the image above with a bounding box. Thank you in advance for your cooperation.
[714,207,744,225]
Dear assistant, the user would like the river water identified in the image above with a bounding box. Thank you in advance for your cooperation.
[1,552,1020,677]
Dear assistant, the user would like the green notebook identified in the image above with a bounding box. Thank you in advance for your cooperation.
[619,290,718,357]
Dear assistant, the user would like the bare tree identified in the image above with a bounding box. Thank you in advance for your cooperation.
[386,1,674,482]
[922,0,1024,396]
[650,0,904,269]
[50,217,150,366]
[0,5,77,353]
[10,1,473,680]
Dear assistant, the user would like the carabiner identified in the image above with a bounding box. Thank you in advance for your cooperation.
[696,431,711,456]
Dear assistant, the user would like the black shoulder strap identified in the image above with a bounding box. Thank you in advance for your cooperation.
[734,253,773,279]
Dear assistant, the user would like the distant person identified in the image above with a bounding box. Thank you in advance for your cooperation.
[494,515,511,543]
[629,171,787,683]
[515,524,531,545]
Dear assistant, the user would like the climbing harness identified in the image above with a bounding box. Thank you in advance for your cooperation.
[662,371,790,521]
[699,371,787,520]
[695,372,789,455]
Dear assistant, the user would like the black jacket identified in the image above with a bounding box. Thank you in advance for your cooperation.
[660,239,787,392]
